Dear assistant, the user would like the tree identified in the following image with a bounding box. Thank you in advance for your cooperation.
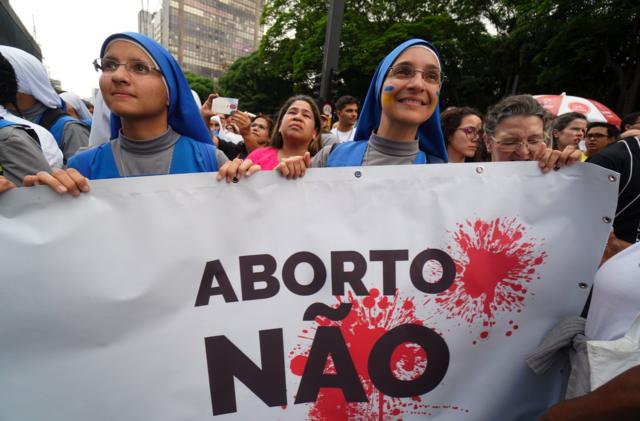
[218,0,639,117]
[184,71,216,103]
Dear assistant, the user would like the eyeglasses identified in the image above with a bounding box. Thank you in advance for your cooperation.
[388,63,445,85]
[491,137,545,152]
[458,126,482,139]
[251,122,269,130]
[93,58,161,76]
[586,133,608,140]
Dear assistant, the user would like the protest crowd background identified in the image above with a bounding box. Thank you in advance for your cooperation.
[0,0,639,418]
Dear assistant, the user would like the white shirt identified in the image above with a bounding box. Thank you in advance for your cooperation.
[0,106,63,169]
[330,126,356,142]
[585,241,640,341]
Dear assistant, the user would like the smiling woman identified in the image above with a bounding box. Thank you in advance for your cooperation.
[275,39,448,178]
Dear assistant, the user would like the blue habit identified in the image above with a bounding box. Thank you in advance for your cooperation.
[350,38,448,164]
[73,32,218,179]
[68,136,218,179]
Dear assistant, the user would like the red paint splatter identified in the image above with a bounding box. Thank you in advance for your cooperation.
[289,289,468,419]
[433,218,547,341]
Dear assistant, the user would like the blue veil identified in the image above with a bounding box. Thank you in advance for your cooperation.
[353,39,448,162]
[100,32,210,144]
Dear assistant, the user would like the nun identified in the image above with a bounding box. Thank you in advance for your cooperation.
[0,45,89,162]
[276,38,448,178]
[23,32,258,195]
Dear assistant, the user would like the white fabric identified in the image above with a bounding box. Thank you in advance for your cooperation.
[60,91,92,121]
[0,163,619,420]
[0,45,61,109]
[330,126,356,142]
[87,90,112,146]
[587,311,640,391]
[190,89,202,108]
[0,105,63,168]
[585,242,640,341]
[219,128,244,144]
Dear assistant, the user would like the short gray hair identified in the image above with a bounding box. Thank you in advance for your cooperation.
[484,94,546,137]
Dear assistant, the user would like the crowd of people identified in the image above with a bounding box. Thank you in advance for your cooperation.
[1,32,639,417]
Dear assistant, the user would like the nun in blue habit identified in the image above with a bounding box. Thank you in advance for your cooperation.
[68,32,228,180]
[280,39,448,174]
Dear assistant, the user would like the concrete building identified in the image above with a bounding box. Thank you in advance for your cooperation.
[139,0,264,79]
[0,0,42,59]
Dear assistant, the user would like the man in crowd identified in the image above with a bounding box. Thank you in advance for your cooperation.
[584,122,619,158]
[330,95,359,142]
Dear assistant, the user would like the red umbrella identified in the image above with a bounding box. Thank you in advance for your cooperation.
[534,93,621,127]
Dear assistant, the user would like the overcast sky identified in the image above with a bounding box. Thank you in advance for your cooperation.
[11,0,162,100]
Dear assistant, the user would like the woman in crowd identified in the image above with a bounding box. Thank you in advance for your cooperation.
[482,95,580,169]
[214,113,273,160]
[0,45,89,162]
[440,106,484,163]
[23,32,256,195]
[246,95,322,171]
[0,51,63,169]
[0,51,52,185]
[550,112,587,151]
[276,38,449,178]
[60,91,93,126]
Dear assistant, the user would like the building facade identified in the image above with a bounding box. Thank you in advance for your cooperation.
[0,0,41,59]
[139,0,264,79]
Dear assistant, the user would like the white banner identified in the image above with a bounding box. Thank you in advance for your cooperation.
[0,163,618,420]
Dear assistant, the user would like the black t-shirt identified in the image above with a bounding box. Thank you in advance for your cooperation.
[587,137,640,243]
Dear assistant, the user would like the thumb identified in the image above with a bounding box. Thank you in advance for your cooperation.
[304,151,311,167]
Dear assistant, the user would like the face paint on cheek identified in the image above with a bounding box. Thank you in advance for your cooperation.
[381,84,395,106]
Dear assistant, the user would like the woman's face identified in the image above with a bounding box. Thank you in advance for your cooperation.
[486,115,546,162]
[278,100,318,146]
[99,40,168,121]
[244,117,271,152]
[448,114,482,159]
[379,46,441,128]
[554,118,587,150]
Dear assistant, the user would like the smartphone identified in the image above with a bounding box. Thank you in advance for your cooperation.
[211,97,239,115]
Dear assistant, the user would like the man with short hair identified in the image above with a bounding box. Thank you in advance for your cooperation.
[330,95,359,142]
[584,122,619,158]
[619,111,640,138]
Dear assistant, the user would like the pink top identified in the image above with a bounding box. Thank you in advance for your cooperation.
[246,147,280,170]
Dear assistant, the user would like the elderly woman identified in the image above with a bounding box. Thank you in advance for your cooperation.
[483,94,580,170]
[23,32,256,195]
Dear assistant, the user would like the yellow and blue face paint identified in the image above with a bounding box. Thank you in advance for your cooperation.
[381,85,395,106]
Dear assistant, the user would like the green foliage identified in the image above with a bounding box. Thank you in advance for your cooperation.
[218,0,639,116]
[184,71,215,103]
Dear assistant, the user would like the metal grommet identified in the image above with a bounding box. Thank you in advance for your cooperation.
[602,216,612,223]
[608,174,617,182]
[354,170,362,178]
[578,282,589,289]
[475,166,484,174]
[232,177,239,183]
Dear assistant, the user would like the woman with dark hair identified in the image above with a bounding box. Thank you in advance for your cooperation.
[440,106,484,163]
[215,113,273,160]
[245,95,322,171]
[550,112,587,151]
